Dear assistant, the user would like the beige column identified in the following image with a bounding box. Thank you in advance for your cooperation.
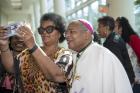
[28,5,35,32]
[53,0,67,48]
[53,0,66,17]
[39,0,48,15]
[0,9,8,25]
[107,0,135,29]
[33,0,42,45]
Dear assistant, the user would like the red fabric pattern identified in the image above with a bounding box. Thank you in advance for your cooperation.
[128,35,140,63]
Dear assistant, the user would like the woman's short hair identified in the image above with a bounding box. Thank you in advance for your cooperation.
[40,13,66,43]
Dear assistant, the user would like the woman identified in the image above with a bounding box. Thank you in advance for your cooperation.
[115,16,140,93]
[115,16,140,63]
[0,36,26,93]
[0,13,73,93]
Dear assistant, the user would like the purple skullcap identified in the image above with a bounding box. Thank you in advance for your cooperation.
[78,19,94,34]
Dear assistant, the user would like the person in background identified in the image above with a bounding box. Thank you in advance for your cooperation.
[0,13,73,93]
[97,16,135,85]
[115,16,140,64]
[65,19,133,93]
[0,28,26,93]
[115,16,140,93]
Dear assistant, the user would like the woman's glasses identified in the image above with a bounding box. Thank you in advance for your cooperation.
[38,26,57,34]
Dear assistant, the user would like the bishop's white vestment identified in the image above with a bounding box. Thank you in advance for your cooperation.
[70,42,133,93]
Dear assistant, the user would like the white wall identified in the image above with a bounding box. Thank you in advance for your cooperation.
[135,6,140,35]
[107,0,135,30]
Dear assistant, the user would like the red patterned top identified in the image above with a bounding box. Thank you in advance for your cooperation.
[128,35,140,63]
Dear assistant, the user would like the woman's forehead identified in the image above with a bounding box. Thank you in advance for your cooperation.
[41,21,54,26]
[68,21,81,28]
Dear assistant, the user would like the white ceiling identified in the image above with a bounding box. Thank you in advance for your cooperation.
[0,0,34,15]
